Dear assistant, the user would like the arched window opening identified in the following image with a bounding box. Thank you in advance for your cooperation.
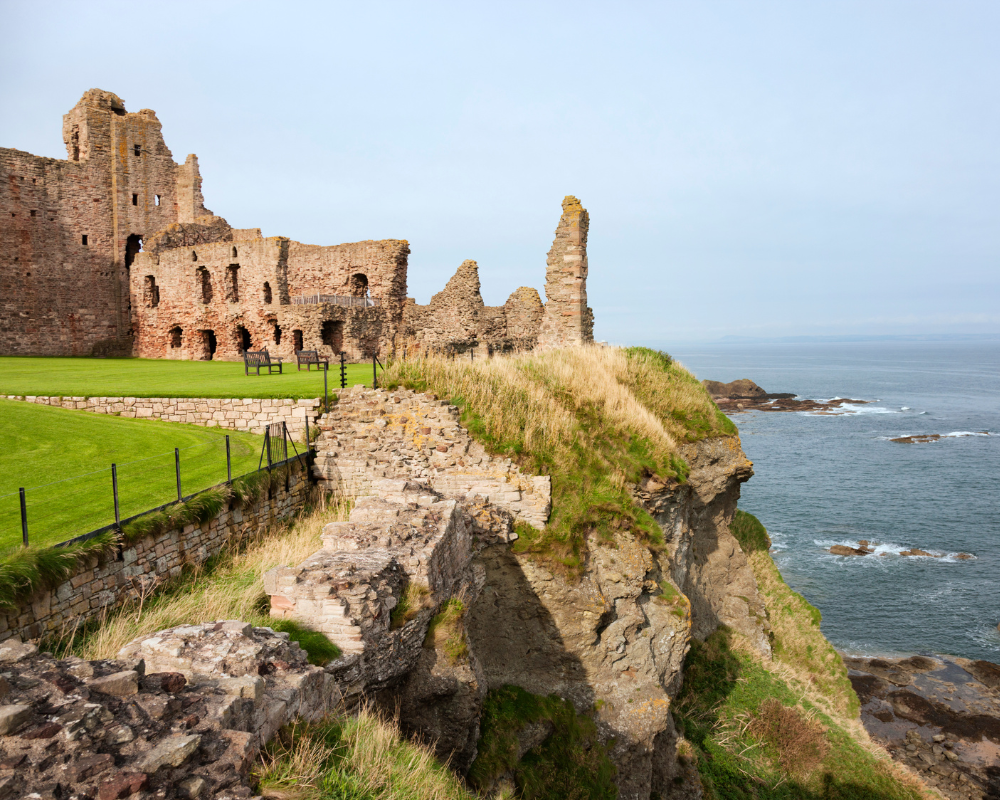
[191,250,197,262]
[263,282,272,304]
[321,320,344,352]
[293,330,303,352]
[200,329,217,360]
[169,326,183,349]
[144,276,159,308]
[272,321,282,345]
[349,273,369,298]
[226,264,240,303]
[125,234,143,269]
[197,267,213,304]
[232,246,238,258]
[237,325,251,353]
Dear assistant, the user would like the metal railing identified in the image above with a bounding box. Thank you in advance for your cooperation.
[291,294,380,308]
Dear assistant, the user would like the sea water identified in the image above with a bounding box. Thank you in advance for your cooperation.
[669,341,1000,661]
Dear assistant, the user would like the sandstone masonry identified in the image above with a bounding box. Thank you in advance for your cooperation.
[2,89,596,359]
[312,385,551,528]
[0,459,310,644]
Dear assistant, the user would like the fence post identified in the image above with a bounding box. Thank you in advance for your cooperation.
[19,488,28,548]
[324,364,328,411]
[471,346,474,362]
[175,448,182,502]
[111,464,120,530]
[340,351,347,389]
[372,354,377,389]
[226,435,232,482]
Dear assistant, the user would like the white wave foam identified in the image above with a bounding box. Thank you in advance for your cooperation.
[803,403,898,416]
[814,539,973,561]
[901,406,911,411]
[942,431,992,438]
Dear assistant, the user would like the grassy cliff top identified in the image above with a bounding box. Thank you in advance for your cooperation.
[383,346,735,575]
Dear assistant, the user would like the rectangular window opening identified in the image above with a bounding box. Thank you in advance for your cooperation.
[155,194,161,206]
[81,234,88,246]
[132,194,138,206]
[133,145,141,156]
[30,210,36,217]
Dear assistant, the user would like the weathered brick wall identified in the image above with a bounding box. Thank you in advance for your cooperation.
[132,234,410,362]
[402,259,543,355]
[0,459,311,644]
[537,195,594,348]
[313,386,551,528]
[0,89,211,356]
[3,394,321,436]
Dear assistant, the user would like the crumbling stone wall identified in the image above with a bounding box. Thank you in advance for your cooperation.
[312,385,551,528]
[4,394,321,437]
[402,260,545,356]
[0,459,310,644]
[132,229,410,362]
[537,195,594,348]
[0,89,212,356]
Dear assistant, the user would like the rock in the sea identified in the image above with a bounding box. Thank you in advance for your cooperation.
[899,548,936,557]
[703,378,769,400]
[829,545,870,556]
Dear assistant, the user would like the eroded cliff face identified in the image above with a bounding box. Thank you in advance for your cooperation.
[292,388,771,799]
[463,435,766,799]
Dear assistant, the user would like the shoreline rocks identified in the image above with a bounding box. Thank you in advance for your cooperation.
[825,541,974,559]
[844,652,1000,800]
[702,378,868,413]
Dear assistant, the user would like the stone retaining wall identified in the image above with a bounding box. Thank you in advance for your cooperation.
[0,459,311,644]
[3,394,322,436]
[313,386,551,528]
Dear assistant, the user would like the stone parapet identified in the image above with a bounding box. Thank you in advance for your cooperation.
[313,386,551,529]
[3,394,321,436]
[0,460,311,644]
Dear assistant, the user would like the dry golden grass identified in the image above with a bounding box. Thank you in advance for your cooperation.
[59,496,351,661]
[257,707,477,800]
[384,346,734,574]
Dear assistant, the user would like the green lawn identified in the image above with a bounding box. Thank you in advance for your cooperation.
[0,399,268,550]
[0,357,376,400]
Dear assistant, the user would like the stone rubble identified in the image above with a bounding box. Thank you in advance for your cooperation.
[0,622,340,799]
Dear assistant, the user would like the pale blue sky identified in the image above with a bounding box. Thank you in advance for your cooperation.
[2,1,997,344]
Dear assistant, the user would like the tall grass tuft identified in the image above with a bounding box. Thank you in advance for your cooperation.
[255,708,478,800]
[382,346,734,576]
[0,530,118,611]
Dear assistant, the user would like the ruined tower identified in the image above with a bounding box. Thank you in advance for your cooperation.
[536,196,594,348]
[1,89,212,356]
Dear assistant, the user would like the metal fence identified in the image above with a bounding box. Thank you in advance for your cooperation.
[291,294,380,308]
[0,424,309,551]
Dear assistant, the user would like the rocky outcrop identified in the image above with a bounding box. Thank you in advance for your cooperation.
[0,623,339,799]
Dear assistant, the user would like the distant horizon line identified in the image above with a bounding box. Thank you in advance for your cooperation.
[631,332,1000,347]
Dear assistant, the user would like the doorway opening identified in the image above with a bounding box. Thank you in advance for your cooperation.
[237,325,251,353]
[321,320,344,353]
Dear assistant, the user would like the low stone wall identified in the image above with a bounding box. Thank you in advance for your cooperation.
[3,394,322,436]
[0,459,311,644]
[313,386,551,528]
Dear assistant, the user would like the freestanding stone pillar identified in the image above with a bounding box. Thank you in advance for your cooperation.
[536,196,594,348]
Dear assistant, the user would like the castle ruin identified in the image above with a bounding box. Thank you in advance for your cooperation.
[1,90,594,361]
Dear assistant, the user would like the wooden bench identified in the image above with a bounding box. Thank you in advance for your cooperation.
[243,349,283,376]
[295,349,329,371]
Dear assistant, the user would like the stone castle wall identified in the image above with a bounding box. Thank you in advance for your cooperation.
[0,89,211,357]
[537,195,594,348]
[0,459,311,644]
[313,385,551,528]
[3,394,321,437]
[402,259,543,355]
[2,90,595,360]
